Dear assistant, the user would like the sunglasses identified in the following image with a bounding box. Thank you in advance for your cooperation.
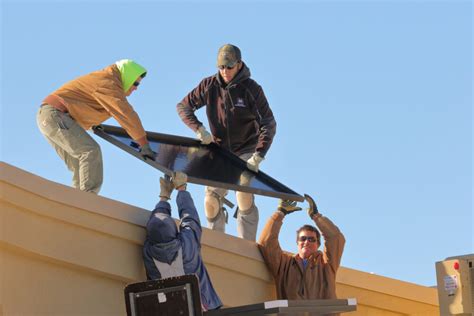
[133,81,140,87]
[218,62,239,70]
[298,236,317,243]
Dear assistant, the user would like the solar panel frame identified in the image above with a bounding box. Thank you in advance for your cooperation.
[93,124,304,202]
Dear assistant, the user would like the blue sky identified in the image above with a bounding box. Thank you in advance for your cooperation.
[1,0,472,287]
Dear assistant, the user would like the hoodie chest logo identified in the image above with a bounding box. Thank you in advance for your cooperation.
[234,98,246,108]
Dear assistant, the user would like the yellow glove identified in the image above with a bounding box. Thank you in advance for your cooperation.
[278,200,302,216]
[304,194,319,218]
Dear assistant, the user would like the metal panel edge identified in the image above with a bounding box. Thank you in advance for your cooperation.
[93,125,304,202]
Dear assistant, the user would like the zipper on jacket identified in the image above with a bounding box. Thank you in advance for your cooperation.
[224,87,233,150]
[294,258,306,297]
[300,265,306,296]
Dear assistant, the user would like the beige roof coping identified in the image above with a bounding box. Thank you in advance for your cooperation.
[0,161,439,307]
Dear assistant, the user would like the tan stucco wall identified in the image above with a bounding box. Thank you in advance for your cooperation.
[0,162,439,315]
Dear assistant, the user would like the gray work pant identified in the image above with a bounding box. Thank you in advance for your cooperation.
[206,152,259,241]
[36,104,103,193]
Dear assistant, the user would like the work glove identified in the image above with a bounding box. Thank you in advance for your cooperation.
[196,126,213,145]
[172,171,187,190]
[278,199,302,216]
[246,153,264,172]
[140,143,156,160]
[159,176,174,200]
[239,171,253,186]
[304,194,319,219]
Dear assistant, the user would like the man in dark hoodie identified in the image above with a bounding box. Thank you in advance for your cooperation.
[142,171,223,311]
[177,44,277,241]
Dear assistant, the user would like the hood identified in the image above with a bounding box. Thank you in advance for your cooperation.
[115,59,147,92]
[147,212,178,244]
[145,211,181,265]
[145,239,182,265]
[216,61,251,87]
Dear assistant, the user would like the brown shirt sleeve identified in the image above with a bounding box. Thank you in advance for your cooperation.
[313,214,345,274]
[177,79,209,132]
[257,211,287,276]
[93,87,147,143]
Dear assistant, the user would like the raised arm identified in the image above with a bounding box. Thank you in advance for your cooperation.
[306,194,345,273]
[177,190,202,243]
[170,172,202,243]
[258,211,284,276]
[258,200,302,276]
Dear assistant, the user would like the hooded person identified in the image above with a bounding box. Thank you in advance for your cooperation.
[176,44,277,241]
[37,59,155,194]
[142,172,223,311]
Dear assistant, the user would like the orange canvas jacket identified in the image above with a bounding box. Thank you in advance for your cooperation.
[44,64,147,144]
[258,211,345,308]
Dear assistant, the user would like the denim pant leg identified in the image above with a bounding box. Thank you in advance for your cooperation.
[37,105,103,193]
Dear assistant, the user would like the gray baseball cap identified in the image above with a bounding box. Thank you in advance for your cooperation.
[217,44,242,67]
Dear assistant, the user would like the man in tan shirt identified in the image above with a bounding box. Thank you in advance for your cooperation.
[36,59,155,193]
[258,195,345,315]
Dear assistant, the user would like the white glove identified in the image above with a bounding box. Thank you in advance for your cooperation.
[159,177,173,200]
[239,171,253,186]
[196,126,213,145]
[246,153,264,172]
[172,171,188,190]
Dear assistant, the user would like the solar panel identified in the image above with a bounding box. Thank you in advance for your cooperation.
[124,275,202,316]
[93,124,303,202]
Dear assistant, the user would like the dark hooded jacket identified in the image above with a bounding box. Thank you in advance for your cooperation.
[177,62,276,157]
[143,191,223,311]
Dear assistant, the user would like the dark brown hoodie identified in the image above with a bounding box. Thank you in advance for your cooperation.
[177,62,276,157]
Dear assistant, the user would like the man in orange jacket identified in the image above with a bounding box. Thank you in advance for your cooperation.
[37,59,155,193]
[258,195,345,315]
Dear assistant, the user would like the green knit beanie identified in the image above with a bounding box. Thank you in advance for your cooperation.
[115,59,147,92]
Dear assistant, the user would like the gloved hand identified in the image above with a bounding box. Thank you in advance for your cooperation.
[140,143,156,160]
[159,176,174,200]
[196,126,213,145]
[246,152,264,172]
[172,171,187,190]
[278,199,302,216]
[239,171,253,186]
[304,194,319,219]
